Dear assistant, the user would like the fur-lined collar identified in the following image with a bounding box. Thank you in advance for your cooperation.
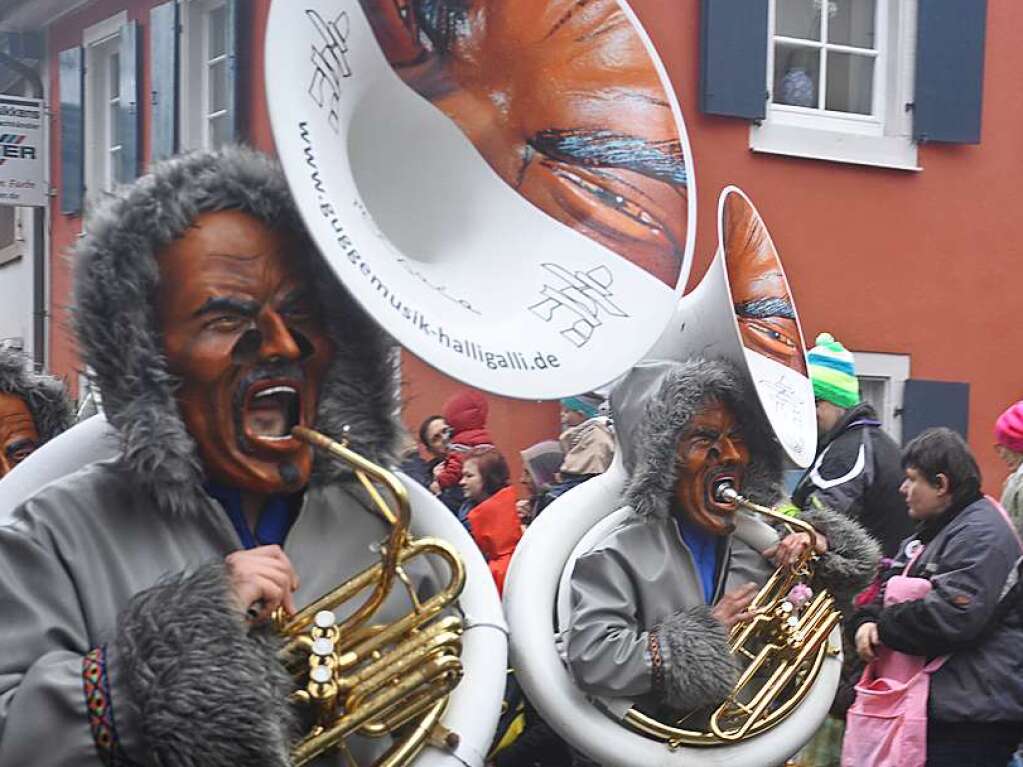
[72,147,400,517]
[610,358,783,519]
[0,347,73,443]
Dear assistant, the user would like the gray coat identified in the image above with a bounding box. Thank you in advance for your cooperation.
[0,460,434,766]
[565,359,879,717]
[0,149,412,767]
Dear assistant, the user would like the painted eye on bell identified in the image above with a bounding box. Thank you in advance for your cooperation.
[737,317,799,358]
[544,162,674,250]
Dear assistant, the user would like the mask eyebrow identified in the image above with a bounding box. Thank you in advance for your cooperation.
[192,296,260,319]
[735,297,796,321]
[529,128,688,187]
[688,427,721,441]
[277,288,317,312]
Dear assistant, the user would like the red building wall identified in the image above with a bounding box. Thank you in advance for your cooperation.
[45,0,1023,493]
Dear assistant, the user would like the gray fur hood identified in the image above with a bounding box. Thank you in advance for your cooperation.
[72,147,400,517]
[0,347,73,443]
[610,358,783,518]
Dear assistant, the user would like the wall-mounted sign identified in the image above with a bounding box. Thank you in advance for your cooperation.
[0,95,45,208]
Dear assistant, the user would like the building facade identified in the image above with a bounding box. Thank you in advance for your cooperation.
[0,0,1017,490]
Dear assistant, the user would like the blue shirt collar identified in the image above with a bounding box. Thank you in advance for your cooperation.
[675,514,722,605]
[205,481,302,549]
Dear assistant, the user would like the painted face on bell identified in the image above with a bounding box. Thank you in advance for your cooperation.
[723,193,805,374]
[358,0,689,287]
[156,210,334,495]
[0,392,39,477]
[673,399,750,537]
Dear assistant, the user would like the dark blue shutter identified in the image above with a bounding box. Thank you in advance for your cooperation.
[150,1,178,162]
[58,46,84,215]
[225,0,240,141]
[118,21,141,181]
[901,380,970,444]
[699,0,769,119]
[913,0,987,144]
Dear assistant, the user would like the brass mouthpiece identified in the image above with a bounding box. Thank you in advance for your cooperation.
[714,481,740,505]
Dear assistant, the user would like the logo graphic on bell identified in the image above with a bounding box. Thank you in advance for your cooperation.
[267,0,696,399]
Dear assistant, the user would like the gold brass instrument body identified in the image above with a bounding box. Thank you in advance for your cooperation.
[277,426,467,767]
[623,485,841,748]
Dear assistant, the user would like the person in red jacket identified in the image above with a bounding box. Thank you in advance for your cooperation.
[459,447,522,596]
[431,388,494,496]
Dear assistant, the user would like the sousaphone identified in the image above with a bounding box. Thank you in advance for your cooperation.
[263,0,699,764]
[503,188,837,767]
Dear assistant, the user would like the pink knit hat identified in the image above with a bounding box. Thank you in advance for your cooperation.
[995,400,1023,453]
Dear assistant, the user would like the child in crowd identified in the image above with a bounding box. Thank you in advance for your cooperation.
[431,388,493,496]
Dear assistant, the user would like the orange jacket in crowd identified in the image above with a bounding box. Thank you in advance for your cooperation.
[467,485,522,595]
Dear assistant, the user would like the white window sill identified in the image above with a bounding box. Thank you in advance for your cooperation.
[750,122,920,172]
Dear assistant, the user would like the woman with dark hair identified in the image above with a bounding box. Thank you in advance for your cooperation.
[400,414,446,487]
[459,447,522,595]
[849,428,1023,767]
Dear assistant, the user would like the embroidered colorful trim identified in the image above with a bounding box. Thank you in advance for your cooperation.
[82,646,138,767]
[648,631,665,695]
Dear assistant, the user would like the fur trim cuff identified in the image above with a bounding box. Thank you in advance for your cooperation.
[115,563,296,767]
[655,605,738,712]
[802,503,881,606]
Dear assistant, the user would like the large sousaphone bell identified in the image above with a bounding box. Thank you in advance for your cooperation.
[263,0,700,764]
[265,0,697,401]
[504,187,840,767]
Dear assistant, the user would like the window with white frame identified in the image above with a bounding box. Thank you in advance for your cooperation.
[772,0,880,121]
[853,351,910,444]
[83,13,126,198]
[752,0,919,171]
[181,0,233,151]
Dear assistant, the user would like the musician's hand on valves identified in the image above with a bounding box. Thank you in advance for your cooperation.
[711,582,758,629]
[855,621,881,663]
[226,544,300,622]
[764,531,828,568]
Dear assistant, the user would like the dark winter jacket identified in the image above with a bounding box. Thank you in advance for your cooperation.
[851,494,1023,731]
[793,402,913,558]
[400,452,441,489]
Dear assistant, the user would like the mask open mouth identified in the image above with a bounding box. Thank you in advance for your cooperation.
[243,381,302,447]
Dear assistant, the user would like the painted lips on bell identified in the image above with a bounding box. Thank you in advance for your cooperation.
[242,379,304,451]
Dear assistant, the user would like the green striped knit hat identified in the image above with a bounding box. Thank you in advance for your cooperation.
[807,332,859,409]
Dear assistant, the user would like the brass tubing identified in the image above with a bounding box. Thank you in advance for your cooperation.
[719,486,819,541]
[340,618,463,694]
[338,593,454,669]
[375,683,459,733]
[355,658,463,737]
[291,654,463,766]
[281,427,470,767]
[335,542,465,666]
[291,426,408,635]
[375,700,449,767]
[279,537,463,658]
